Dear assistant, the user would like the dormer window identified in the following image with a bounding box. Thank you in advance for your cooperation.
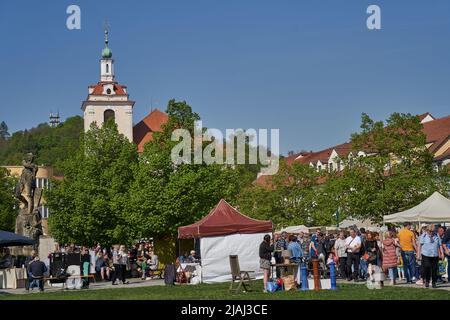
[106,88,112,94]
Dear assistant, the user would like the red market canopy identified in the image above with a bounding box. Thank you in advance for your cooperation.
[178,199,273,239]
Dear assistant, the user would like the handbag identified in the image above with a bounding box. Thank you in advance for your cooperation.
[176,270,187,283]
[266,280,278,293]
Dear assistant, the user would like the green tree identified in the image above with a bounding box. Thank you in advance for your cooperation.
[47,120,138,246]
[0,116,83,175]
[0,121,9,140]
[238,161,321,229]
[318,112,450,222]
[0,167,17,231]
[127,100,252,240]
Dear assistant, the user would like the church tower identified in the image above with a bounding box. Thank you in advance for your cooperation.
[81,28,135,141]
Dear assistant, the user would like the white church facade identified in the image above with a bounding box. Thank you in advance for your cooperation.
[81,29,135,142]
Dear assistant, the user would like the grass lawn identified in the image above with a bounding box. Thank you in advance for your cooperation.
[1,281,450,300]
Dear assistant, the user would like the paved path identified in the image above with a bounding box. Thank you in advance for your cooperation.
[0,278,165,295]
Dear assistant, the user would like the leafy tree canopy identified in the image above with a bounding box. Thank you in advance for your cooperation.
[47,120,138,246]
[239,112,450,227]
[0,167,18,231]
[0,116,83,175]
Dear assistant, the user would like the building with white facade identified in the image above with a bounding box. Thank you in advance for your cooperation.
[81,29,135,141]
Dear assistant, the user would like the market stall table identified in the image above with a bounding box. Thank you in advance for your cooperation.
[179,262,202,284]
[270,263,299,279]
[0,267,27,289]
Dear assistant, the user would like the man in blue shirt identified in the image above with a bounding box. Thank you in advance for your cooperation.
[287,235,303,262]
[419,225,443,288]
[310,229,321,258]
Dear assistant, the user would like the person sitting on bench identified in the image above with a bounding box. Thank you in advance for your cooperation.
[27,256,47,292]
[148,251,159,278]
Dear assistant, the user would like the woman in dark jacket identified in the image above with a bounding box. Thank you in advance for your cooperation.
[259,234,274,292]
[363,232,381,268]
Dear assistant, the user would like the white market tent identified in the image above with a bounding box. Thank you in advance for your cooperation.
[338,218,380,231]
[383,192,450,224]
[279,225,309,234]
[178,199,273,283]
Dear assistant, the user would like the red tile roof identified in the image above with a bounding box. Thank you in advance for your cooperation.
[291,114,450,166]
[256,113,450,187]
[133,109,169,152]
[294,142,353,165]
[91,82,127,95]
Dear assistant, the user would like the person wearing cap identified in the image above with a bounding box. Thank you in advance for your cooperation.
[188,250,199,263]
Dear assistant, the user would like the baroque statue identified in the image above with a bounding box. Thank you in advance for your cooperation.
[14,153,43,249]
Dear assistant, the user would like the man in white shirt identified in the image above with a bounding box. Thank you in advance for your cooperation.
[345,228,362,282]
[334,231,348,279]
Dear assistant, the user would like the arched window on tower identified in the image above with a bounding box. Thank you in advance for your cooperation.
[104,109,115,124]
[106,63,109,73]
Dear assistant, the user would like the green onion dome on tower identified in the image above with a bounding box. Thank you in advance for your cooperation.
[102,29,112,59]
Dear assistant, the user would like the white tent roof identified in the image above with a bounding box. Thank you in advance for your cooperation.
[280,225,309,234]
[338,218,379,229]
[339,218,380,231]
[383,192,450,223]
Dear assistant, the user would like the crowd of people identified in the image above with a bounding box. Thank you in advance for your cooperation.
[14,240,161,292]
[178,250,200,264]
[64,242,159,283]
[259,222,450,292]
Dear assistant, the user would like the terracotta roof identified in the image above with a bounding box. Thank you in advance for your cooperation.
[294,142,353,165]
[292,114,450,166]
[133,109,169,152]
[256,113,450,187]
[255,174,275,189]
[91,82,127,95]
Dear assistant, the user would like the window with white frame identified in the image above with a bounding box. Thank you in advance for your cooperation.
[35,178,50,189]
[40,205,49,219]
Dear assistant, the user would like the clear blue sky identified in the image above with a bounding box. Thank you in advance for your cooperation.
[1,0,449,154]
